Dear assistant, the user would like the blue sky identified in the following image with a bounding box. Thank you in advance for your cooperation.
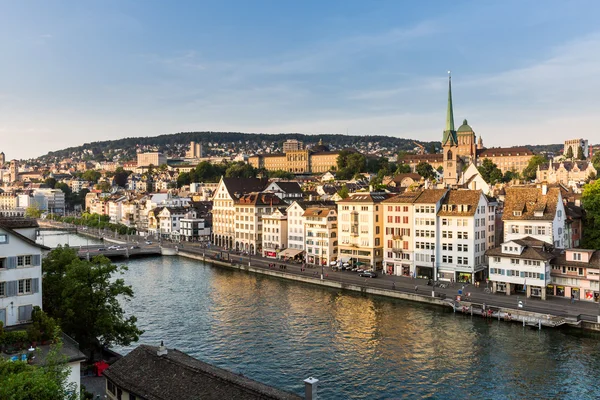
[1,0,599,159]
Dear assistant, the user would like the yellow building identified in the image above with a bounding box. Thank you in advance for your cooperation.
[249,140,340,174]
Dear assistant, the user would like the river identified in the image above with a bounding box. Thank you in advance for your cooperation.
[43,233,600,399]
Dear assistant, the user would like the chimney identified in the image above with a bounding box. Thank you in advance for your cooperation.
[304,377,318,400]
[157,340,168,356]
[542,183,548,195]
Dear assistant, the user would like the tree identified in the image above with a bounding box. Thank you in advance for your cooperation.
[565,146,574,159]
[396,164,411,174]
[42,247,143,355]
[25,206,43,218]
[415,162,435,180]
[268,170,295,179]
[592,152,600,171]
[225,162,257,178]
[0,342,78,400]
[478,158,503,184]
[81,170,101,183]
[113,167,131,187]
[337,185,349,199]
[577,146,585,160]
[96,181,111,192]
[522,154,547,181]
[503,170,519,182]
[44,177,57,189]
[427,143,437,154]
[582,180,600,249]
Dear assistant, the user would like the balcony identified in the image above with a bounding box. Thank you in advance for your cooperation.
[391,248,403,253]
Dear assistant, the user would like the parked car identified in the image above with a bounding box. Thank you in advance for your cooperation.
[358,271,378,278]
[108,246,118,250]
[145,241,153,245]
[98,248,106,251]
[131,245,140,249]
[356,268,365,273]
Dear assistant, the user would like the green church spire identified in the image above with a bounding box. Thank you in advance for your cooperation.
[442,71,457,146]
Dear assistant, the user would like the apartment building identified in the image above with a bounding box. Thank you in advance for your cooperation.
[486,237,553,299]
[437,190,496,283]
[382,191,421,276]
[548,249,600,302]
[180,218,211,243]
[503,185,565,248]
[304,206,337,267]
[285,200,335,252]
[137,152,166,168]
[0,219,48,327]
[262,208,288,258]
[148,207,196,238]
[234,192,283,254]
[337,192,392,271]
[412,190,447,279]
[211,177,268,249]
[33,188,66,215]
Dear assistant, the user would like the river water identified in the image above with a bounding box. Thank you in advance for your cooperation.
[43,233,600,399]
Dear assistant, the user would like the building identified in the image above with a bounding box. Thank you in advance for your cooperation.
[148,207,196,239]
[564,138,589,159]
[248,139,340,174]
[283,139,303,152]
[337,191,391,271]
[486,237,553,299]
[33,188,66,215]
[437,189,496,283]
[137,152,167,168]
[382,191,422,276]
[234,192,284,254]
[9,160,19,182]
[180,217,211,243]
[285,200,335,253]
[0,151,5,166]
[304,205,338,267]
[0,218,48,327]
[264,181,304,202]
[412,190,448,279]
[548,248,600,302]
[262,208,288,258]
[502,185,565,248]
[536,161,597,185]
[399,75,534,178]
[103,344,302,400]
[186,141,203,159]
[211,177,269,249]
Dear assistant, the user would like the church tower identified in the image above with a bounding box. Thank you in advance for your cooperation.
[442,72,459,186]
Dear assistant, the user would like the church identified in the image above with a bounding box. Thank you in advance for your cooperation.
[401,74,534,183]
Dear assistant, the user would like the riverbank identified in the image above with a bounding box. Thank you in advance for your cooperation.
[178,249,600,332]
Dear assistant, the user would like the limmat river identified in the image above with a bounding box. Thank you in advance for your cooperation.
[44,233,600,399]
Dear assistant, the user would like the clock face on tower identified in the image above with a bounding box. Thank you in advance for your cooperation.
[447,161,453,167]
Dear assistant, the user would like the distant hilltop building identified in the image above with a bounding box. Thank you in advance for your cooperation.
[9,159,20,182]
[186,141,203,159]
[0,151,5,166]
[400,73,534,181]
[249,139,340,174]
[137,152,166,168]
[564,138,589,158]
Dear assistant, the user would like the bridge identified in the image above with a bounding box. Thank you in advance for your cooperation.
[76,244,162,259]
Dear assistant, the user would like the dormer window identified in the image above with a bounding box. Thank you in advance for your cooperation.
[513,211,522,217]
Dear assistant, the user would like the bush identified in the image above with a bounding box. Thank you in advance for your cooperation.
[2,330,29,351]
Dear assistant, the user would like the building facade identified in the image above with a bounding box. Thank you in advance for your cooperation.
[304,206,338,266]
[137,152,167,168]
[564,138,589,159]
[234,192,283,254]
[337,192,391,271]
[248,140,340,174]
[262,208,288,258]
[382,191,421,276]
[536,161,597,185]
[548,249,600,302]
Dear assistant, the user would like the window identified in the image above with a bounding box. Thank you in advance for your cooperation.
[0,281,5,297]
[107,381,116,395]
[525,226,532,235]
[574,253,581,261]
[0,234,7,244]
[493,257,500,263]
[537,226,546,235]
[510,225,519,234]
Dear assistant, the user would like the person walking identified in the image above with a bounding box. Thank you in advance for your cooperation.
[414,285,418,293]
[392,282,396,290]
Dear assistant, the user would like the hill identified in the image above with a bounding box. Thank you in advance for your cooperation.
[38,131,441,162]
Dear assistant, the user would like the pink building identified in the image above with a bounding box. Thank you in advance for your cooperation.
[549,249,600,302]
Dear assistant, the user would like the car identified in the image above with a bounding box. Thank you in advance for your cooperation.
[351,267,359,272]
[356,268,365,273]
[130,245,140,249]
[358,271,378,278]
[108,245,118,250]
[97,248,106,251]
[145,241,153,245]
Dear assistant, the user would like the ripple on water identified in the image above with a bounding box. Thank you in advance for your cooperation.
[114,257,600,400]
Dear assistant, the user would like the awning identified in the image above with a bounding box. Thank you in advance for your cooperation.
[279,248,304,258]
[338,256,351,263]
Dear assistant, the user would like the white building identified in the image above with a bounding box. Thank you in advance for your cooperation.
[503,185,565,248]
[487,237,553,299]
[286,200,335,253]
[261,208,288,258]
[437,190,496,283]
[303,206,338,266]
[0,219,47,327]
[33,189,66,215]
[564,138,589,159]
[264,181,304,202]
[180,218,211,243]
[412,190,447,280]
[234,192,284,255]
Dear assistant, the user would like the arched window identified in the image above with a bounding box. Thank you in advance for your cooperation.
[447,150,453,160]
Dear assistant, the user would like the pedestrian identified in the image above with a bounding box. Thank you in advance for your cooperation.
[415,285,418,293]
[392,282,396,290]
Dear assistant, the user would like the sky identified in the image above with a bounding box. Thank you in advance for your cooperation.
[1,0,600,159]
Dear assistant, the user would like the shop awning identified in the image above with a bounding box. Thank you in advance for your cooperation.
[279,248,304,258]
[338,256,351,263]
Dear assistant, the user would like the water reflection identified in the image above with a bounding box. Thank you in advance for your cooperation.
[113,256,600,400]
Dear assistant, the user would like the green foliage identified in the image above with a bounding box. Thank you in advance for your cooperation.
[565,146,574,159]
[44,177,57,189]
[415,162,435,180]
[577,146,585,160]
[49,213,135,235]
[396,164,411,174]
[2,330,29,350]
[337,185,349,199]
[81,170,101,183]
[96,181,111,192]
[25,206,43,218]
[337,151,367,180]
[30,307,59,343]
[503,170,519,182]
[225,162,258,178]
[42,246,143,353]
[113,167,131,187]
[0,341,78,400]
[582,180,600,249]
[268,170,295,179]
[477,158,504,184]
[177,172,191,187]
[427,143,437,154]
[522,154,547,181]
[592,152,600,171]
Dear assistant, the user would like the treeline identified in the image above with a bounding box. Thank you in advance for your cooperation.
[40,131,440,161]
[46,213,137,235]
